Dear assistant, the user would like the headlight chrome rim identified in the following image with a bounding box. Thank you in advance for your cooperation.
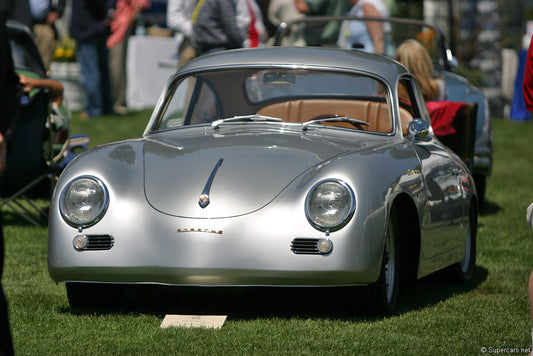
[305,179,355,232]
[59,175,109,228]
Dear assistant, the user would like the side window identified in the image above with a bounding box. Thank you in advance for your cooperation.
[157,77,219,129]
[398,78,415,115]
[397,77,424,135]
[397,76,433,134]
[188,79,218,125]
[400,77,434,118]
[158,78,196,129]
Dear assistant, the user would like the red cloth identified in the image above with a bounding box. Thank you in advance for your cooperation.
[246,0,259,48]
[523,38,533,112]
[107,0,151,49]
[426,100,467,136]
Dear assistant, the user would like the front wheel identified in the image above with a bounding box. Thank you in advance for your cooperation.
[451,202,477,282]
[369,211,400,314]
[473,174,486,208]
[447,202,477,282]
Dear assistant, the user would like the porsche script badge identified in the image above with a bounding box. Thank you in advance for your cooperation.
[177,228,223,235]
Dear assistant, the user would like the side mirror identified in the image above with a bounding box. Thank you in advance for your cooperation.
[408,118,432,141]
[446,49,458,70]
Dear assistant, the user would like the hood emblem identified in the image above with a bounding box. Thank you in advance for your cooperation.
[198,158,224,208]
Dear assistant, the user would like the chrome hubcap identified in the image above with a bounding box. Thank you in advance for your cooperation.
[460,220,472,273]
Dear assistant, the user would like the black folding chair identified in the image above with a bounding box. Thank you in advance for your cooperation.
[1,20,90,225]
[0,89,89,225]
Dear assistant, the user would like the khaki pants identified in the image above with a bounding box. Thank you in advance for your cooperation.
[109,40,127,109]
[33,24,55,70]
[179,37,196,67]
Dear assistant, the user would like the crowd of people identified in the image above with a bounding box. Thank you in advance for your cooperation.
[4,0,394,120]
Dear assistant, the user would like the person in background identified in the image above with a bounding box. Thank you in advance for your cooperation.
[294,0,350,45]
[107,0,150,115]
[394,39,447,102]
[524,37,533,354]
[253,0,275,38]
[0,1,24,354]
[268,0,305,46]
[243,0,266,48]
[70,0,113,118]
[18,73,64,104]
[29,0,66,69]
[192,0,246,56]
[527,202,533,355]
[166,0,197,68]
[337,0,389,54]
[523,36,533,114]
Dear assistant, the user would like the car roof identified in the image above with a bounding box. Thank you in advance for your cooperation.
[177,46,409,85]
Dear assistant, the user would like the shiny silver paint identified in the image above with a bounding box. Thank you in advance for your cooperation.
[48,47,476,288]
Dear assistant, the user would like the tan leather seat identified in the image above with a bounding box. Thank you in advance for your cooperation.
[399,106,414,135]
[258,99,412,134]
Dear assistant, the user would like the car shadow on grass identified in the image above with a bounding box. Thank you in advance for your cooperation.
[63,266,488,322]
[479,198,501,217]
[395,265,488,315]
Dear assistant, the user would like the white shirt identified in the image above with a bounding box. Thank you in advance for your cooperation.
[166,0,197,38]
[30,0,50,20]
[337,0,389,53]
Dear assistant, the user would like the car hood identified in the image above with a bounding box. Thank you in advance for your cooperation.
[143,129,373,218]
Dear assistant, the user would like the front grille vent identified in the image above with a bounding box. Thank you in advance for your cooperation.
[86,234,114,250]
[291,238,320,254]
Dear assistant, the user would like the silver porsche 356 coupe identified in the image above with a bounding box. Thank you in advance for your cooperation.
[48,47,477,314]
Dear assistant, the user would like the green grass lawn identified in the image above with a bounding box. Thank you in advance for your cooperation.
[2,114,533,355]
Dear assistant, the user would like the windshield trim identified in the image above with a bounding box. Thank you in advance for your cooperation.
[148,66,397,136]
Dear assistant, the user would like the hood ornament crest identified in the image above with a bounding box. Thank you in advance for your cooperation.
[198,158,224,208]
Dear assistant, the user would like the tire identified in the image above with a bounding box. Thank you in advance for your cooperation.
[369,211,400,314]
[66,282,125,309]
[447,202,477,282]
[473,174,486,208]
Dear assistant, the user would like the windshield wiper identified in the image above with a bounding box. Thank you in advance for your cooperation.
[302,115,370,131]
[211,114,282,129]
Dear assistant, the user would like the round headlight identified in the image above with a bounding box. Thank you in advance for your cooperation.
[59,176,109,228]
[305,179,355,232]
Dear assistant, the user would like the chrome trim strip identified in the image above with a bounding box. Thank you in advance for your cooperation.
[198,158,224,208]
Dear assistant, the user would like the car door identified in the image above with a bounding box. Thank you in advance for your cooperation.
[398,76,465,261]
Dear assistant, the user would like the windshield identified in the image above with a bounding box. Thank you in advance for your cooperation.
[154,68,394,134]
[273,17,450,70]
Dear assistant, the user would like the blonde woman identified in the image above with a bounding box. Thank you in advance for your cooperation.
[394,39,447,102]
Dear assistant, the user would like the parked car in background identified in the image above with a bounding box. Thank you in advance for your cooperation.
[273,16,493,205]
[48,47,477,314]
